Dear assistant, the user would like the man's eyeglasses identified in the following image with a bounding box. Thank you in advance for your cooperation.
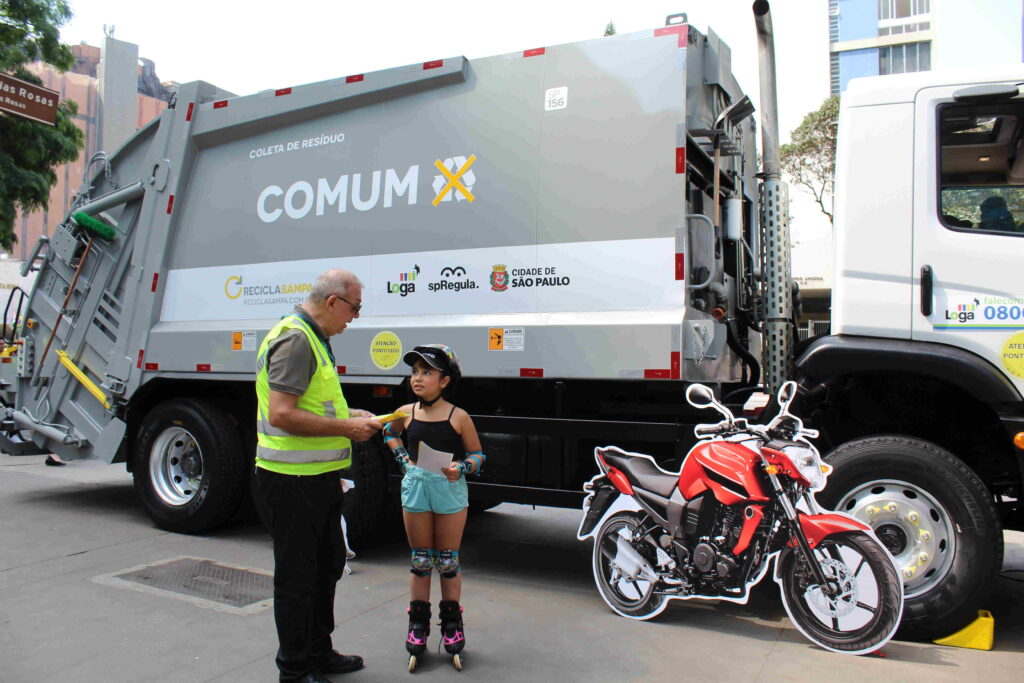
[329,293,361,315]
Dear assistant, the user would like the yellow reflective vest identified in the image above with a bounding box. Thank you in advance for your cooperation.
[255,315,351,474]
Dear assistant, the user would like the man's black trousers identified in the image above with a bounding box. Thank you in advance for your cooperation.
[256,467,348,682]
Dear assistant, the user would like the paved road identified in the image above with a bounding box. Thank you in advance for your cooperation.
[2,453,1022,682]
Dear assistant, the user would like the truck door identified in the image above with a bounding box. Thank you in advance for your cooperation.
[911,81,1024,392]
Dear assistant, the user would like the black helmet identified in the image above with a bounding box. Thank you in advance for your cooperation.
[403,344,462,394]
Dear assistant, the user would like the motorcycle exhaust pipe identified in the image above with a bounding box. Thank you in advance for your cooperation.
[602,534,659,582]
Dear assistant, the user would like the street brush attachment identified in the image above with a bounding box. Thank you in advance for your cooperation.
[72,212,116,241]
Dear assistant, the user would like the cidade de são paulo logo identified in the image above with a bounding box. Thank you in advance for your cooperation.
[427,265,478,293]
[387,265,419,296]
[256,153,477,222]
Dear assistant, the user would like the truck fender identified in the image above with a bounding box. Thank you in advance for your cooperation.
[795,335,1021,404]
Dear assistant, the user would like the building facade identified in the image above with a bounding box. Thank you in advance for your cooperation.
[829,0,1024,95]
[3,39,172,262]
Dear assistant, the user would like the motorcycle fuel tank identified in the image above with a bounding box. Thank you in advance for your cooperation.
[679,441,771,505]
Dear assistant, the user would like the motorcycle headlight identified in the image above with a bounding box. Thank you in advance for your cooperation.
[782,445,829,490]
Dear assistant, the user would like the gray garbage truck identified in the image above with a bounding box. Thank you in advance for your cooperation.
[2,3,1021,640]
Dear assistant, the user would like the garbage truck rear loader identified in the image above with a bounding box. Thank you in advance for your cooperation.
[0,21,760,536]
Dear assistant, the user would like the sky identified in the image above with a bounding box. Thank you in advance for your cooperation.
[59,0,835,277]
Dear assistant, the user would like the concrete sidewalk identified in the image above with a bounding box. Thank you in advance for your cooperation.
[1,452,1022,682]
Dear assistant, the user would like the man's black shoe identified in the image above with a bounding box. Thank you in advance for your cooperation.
[286,673,331,683]
[318,651,364,674]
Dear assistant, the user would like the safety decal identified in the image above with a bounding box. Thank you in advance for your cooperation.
[488,328,525,351]
[231,331,257,351]
[370,331,403,370]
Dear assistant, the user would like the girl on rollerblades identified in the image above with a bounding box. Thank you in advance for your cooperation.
[383,344,485,672]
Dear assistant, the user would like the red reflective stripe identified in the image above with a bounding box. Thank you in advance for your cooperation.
[676,147,686,173]
[2,358,11,364]
[145,362,159,371]
[345,74,364,83]
[213,100,228,109]
[523,48,545,58]
[520,368,543,378]
[671,352,681,380]
[185,102,195,121]
[275,88,292,96]
[654,25,688,47]
[423,60,443,70]
[196,363,211,372]
[137,350,144,369]
[166,195,175,214]
[675,253,685,280]
[151,273,159,292]
[336,365,346,375]
[644,369,671,379]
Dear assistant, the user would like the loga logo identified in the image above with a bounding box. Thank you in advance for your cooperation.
[225,275,242,300]
[428,265,477,293]
[490,264,509,292]
[432,155,476,205]
[386,265,419,296]
[945,300,978,323]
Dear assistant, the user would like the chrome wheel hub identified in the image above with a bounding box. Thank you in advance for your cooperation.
[835,479,954,598]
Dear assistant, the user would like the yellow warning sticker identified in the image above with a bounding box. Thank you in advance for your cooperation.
[371,331,402,370]
[1001,331,1024,379]
[232,332,243,350]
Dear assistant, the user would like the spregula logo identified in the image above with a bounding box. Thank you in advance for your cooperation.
[256,153,478,223]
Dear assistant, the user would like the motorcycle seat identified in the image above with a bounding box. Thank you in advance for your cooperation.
[601,450,679,498]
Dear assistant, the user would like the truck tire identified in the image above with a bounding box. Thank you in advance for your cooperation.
[341,438,389,545]
[817,435,1003,641]
[133,399,248,534]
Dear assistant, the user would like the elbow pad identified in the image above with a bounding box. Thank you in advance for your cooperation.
[462,451,486,475]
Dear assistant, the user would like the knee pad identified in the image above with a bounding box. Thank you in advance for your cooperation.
[434,549,460,578]
[410,548,434,576]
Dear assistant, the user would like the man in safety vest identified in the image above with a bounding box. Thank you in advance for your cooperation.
[255,268,383,683]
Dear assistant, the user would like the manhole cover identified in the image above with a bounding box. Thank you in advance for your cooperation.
[95,557,273,614]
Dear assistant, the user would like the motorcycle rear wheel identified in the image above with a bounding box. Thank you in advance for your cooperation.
[591,511,667,620]
[778,531,902,654]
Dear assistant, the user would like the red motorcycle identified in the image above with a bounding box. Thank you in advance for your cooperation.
[578,382,903,654]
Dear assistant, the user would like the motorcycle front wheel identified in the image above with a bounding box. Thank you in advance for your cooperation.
[778,531,903,654]
[591,511,667,620]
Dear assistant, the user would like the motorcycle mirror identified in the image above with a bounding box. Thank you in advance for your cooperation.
[686,384,716,408]
[778,381,798,412]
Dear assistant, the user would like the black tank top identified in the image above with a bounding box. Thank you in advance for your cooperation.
[406,404,465,463]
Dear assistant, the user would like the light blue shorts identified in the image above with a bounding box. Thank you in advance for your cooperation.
[401,466,468,514]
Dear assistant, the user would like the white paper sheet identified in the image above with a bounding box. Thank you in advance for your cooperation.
[416,441,454,476]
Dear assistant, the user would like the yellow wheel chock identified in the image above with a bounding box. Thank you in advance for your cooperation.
[933,610,994,651]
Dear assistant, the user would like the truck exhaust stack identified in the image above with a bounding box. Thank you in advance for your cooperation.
[753,0,793,393]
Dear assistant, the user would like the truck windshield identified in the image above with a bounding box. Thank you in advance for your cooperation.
[939,100,1024,235]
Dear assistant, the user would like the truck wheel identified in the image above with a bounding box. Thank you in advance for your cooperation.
[341,438,389,545]
[817,435,1003,640]
[133,399,248,534]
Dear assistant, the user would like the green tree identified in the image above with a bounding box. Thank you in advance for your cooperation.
[0,0,84,251]
[781,96,839,225]
[604,20,616,36]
